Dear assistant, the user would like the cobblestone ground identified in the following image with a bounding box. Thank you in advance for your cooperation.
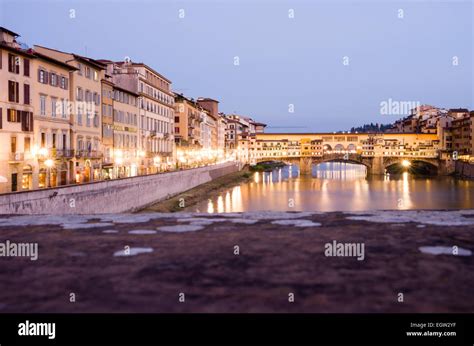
[0,210,473,313]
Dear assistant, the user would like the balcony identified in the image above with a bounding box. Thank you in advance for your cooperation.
[54,149,75,158]
[9,152,24,162]
[75,150,103,159]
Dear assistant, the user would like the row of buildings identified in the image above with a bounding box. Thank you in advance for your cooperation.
[388,105,474,160]
[0,27,266,194]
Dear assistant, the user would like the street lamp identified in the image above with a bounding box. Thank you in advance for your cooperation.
[44,159,54,188]
[402,160,411,168]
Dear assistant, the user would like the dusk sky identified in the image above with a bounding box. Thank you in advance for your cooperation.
[1,0,472,132]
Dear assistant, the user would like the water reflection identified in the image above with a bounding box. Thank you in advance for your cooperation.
[193,163,474,213]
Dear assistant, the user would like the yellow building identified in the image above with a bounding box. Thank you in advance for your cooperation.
[34,45,106,183]
[0,27,35,193]
[31,50,77,188]
[112,85,139,177]
[101,76,114,177]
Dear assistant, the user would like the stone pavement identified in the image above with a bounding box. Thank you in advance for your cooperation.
[0,210,473,313]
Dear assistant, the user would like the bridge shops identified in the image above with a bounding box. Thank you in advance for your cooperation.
[250,133,448,175]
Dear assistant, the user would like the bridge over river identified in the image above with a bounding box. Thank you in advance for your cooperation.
[250,132,452,175]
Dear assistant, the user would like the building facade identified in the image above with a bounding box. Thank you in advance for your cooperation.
[0,28,35,193]
[103,60,175,174]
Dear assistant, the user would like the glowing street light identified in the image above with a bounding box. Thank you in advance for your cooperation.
[402,160,411,168]
[44,159,54,188]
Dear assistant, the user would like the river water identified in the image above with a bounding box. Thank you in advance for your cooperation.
[190,162,474,213]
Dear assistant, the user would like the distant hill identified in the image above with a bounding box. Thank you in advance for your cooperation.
[348,123,392,133]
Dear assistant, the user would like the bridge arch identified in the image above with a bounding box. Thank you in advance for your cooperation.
[347,144,356,152]
[384,159,438,175]
[334,144,344,152]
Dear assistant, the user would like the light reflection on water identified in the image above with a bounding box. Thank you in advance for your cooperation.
[193,162,474,213]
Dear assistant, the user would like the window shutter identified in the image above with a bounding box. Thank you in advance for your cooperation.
[0,108,2,129]
[24,59,30,77]
[24,84,30,105]
[15,59,20,74]
[15,82,19,103]
[44,71,49,84]
[8,81,13,102]
[8,54,13,72]
[29,112,34,131]
[21,111,26,131]
[38,69,41,82]
[65,78,69,90]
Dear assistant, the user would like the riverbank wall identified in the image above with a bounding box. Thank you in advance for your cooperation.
[0,161,241,215]
[455,161,474,179]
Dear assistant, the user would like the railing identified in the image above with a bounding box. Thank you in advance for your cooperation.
[53,149,75,158]
[9,152,24,161]
[75,150,103,159]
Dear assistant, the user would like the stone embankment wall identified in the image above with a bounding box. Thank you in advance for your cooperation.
[0,162,241,215]
[455,161,474,179]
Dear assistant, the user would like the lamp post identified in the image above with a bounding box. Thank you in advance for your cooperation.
[44,159,54,188]
[153,156,161,172]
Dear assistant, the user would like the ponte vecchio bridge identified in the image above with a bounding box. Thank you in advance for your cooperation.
[250,132,450,175]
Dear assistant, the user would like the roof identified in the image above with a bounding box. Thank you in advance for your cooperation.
[448,108,469,113]
[197,97,219,103]
[257,132,438,136]
[32,51,78,70]
[72,54,106,69]
[34,45,106,70]
[113,84,139,97]
[0,26,20,37]
[0,42,36,58]
[113,61,171,84]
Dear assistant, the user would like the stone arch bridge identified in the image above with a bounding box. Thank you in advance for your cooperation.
[256,154,444,175]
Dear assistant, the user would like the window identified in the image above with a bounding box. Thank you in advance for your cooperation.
[23,59,30,76]
[39,69,45,83]
[7,109,19,123]
[8,80,19,103]
[0,108,2,129]
[8,54,19,74]
[77,63,83,75]
[85,66,91,79]
[61,77,66,89]
[21,111,33,132]
[76,87,83,101]
[50,73,57,86]
[40,95,46,116]
[11,136,17,153]
[86,112,91,127]
[52,133,56,148]
[62,99,67,118]
[41,133,46,147]
[51,98,57,117]
[77,107,82,126]
[93,70,98,81]
[23,84,30,105]
[175,116,179,123]
[24,137,31,152]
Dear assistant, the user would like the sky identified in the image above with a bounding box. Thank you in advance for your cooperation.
[0,0,472,132]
